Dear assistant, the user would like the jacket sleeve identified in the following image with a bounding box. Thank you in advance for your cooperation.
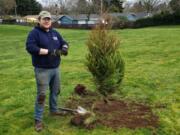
[26,31,40,55]
[56,32,69,49]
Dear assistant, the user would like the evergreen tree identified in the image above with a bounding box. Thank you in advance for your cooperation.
[15,0,42,16]
[106,0,124,12]
[86,17,125,97]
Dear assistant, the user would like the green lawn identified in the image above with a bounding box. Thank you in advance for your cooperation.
[0,25,179,135]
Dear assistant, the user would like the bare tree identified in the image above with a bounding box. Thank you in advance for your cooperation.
[170,0,180,14]
[0,0,16,15]
[42,0,70,14]
[156,2,170,13]
[71,0,94,20]
[123,1,133,13]
[42,0,56,13]
[128,0,170,13]
[130,1,146,13]
[57,0,66,13]
[138,0,162,13]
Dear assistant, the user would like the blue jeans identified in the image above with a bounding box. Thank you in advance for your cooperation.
[34,67,60,121]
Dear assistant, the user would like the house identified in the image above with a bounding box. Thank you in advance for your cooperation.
[0,19,2,23]
[56,14,100,26]
[56,15,77,25]
[110,12,152,21]
[23,15,38,23]
[55,12,152,26]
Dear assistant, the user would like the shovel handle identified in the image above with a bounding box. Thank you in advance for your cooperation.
[58,107,76,112]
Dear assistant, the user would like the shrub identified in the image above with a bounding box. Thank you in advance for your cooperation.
[134,12,180,28]
[86,22,125,97]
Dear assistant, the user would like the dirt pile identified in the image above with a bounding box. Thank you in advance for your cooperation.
[67,84,159,129]
[93,99,158,129]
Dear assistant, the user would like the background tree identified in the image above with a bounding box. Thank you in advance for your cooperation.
[76,0,88,14]
[170,0,180,15]
[42,0,69,15]
[124,0,170,13]
[0,0,4,16]
[57,0,68,14]
[70,0,94,22]
[156,2,170,13]
[122,0,132,13]
[130,1,145,13]
[137,0,161,13]
[40,0,125,15]
[0,0,16,16]
[107,0,124,12]
[91,0,124,13]
[86,18,125,98]
[15,0,42,16]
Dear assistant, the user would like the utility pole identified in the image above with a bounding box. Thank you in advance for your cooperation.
[101,0,103,15]
[15,3,17,19]
[55,4,58,21]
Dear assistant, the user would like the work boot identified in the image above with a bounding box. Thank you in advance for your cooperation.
[50,110,68,116]
[34,120,43,132]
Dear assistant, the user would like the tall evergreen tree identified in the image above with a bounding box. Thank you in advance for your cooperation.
[106,0,124,12]
[15,0,42,16]
[86,19,125,97]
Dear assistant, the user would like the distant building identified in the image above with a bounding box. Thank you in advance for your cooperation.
[55,12,152,26]
[14,12,152,28]
[23,15,38,23]
[56,14,99,26]
[0,19,3,23]
[110,12,152,21]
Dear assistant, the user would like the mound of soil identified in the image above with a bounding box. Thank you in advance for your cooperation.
[74,84,97,96]
[74,84,87,95]
[67,85,159,130]
[93,99,158,129]
[71,113,96,129]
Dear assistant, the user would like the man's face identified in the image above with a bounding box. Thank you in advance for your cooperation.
[39,17,52,29]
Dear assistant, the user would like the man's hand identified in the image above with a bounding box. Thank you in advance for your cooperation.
[61,44,68,56]
[48,49,61,56]
[39,48,48,55]
[39,47,68,56]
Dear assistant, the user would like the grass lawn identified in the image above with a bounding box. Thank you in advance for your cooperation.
[0,24,179,135]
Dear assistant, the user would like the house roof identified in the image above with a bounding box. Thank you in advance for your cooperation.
[110,12,152,21]
[56,14,100,21]
[69,14,100,20]
[23,12,151,22]
[24,15,38,19]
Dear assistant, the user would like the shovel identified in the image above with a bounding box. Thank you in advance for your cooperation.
[58,106,88,115]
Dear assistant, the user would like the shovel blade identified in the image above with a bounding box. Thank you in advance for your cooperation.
[76,106,88,115]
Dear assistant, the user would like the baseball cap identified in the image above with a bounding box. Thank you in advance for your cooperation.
[38,11,51,19]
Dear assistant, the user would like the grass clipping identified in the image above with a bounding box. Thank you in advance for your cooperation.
[86,22,124,96]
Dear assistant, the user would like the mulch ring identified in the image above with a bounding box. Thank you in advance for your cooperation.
[66,84,159,130]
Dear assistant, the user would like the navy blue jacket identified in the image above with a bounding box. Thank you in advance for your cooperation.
[26,26,67,68]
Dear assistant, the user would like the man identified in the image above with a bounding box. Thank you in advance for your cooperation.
[26,11,69,132]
